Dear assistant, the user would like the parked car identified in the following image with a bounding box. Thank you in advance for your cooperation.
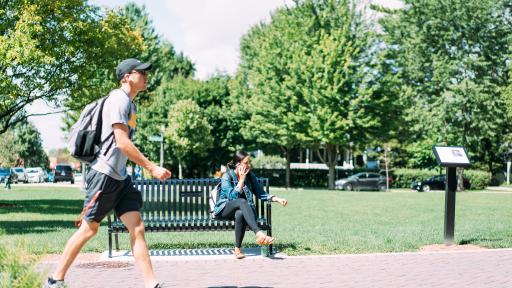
[335,172,391,191]
[53,164,74,184]
[0,167,18,184]
[13,167,28,183]
[411,174,471,192]
[26,167,46,183]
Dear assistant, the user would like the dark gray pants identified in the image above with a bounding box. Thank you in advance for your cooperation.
[220,198,260,248]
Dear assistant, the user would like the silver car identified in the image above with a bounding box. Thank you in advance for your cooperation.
[13,167,28,183]
[26,167,46,183]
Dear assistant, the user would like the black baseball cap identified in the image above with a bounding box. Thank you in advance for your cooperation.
[116,58,152,80]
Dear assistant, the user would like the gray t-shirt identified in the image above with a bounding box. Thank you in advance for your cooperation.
[90,88,136,180]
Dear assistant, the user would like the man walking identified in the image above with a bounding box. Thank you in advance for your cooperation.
[45,58,171,288]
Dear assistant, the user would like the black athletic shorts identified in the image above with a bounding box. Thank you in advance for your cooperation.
[82,169,142,223]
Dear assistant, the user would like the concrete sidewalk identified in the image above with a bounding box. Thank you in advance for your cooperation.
[40,248,512,288]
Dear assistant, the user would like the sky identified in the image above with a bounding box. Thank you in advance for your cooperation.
[27,0,404,150]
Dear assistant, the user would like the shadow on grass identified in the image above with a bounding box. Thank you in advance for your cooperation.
[0,199,83,215]
[1,220,76,234]
[459,237,512,245]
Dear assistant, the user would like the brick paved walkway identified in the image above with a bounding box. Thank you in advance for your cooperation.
[40,248,512,288]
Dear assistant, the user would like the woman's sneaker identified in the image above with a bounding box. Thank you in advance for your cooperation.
[43,277,67,288]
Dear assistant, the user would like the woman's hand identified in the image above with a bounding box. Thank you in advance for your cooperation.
[273,197,288,207]
[237,164,250,181]
[236,164,250,192]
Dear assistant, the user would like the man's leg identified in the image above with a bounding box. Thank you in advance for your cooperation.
[52,220,100,280]
[120,211,158,288]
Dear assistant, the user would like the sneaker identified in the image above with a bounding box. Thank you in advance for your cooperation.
[43,277,67,288]
[154,283,164,288]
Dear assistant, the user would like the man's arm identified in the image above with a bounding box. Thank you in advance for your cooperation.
[113,123,171,180]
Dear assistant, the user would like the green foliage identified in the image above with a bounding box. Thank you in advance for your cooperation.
[116,3,194,103]
[0,130,19,167]
[463,170,492,190]
[14,121,49,168]
[238,0,391,188]
[0,0,145,133]
[0,121,48,168]
[61,3,195,132]
[405,140,437,169]
[137,75,238,175]
[392,168,490,190]
[0,242,42,288]
[252,155,286,169]
[252,168,368,188]
[376,0,512,172]
[165,99,213,162]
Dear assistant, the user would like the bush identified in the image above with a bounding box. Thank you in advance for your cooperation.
[252,168,371,188]
[252,155,287,169]
[463,169,491,190]
[392,168,491,190]
[0,242,42,287]
[392,168,439,188]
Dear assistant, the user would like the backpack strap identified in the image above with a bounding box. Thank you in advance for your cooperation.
[94,96,109,145]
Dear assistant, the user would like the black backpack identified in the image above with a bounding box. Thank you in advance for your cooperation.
[67,96,110,163]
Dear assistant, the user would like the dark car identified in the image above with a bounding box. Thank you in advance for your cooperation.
[411,174,470,192]
[53,164,74,184]
[335,172,390,191]
[0,167,18,184]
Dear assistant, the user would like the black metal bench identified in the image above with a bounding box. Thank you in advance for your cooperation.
[107,178,273,257]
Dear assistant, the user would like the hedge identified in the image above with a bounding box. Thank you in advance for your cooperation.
[463,169,491,190]
[252,168,374,188]
[252,167,491,190]
[392,168,491,190]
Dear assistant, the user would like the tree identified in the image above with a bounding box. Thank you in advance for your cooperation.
[0,130,19,167]
[165,99,213,178]
[238,0,385,189]
[0,0,145,133]
[116,3,194,103]
[136,74,241,177]
[14,121,49,168]
[376,0,512,172]
[61,3,195,132]
[0,121,48,168]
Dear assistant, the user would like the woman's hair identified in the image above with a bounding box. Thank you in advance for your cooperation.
[227,150,249,169]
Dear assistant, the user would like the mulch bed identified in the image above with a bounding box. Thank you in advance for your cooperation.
[419,244,486,252]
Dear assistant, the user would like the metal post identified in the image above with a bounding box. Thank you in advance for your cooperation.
[444,167,457,245]
[507,161,511,185]
[160,136,163,167]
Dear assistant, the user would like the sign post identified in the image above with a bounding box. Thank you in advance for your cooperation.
[149,135,164,167]
[433,146,471,245]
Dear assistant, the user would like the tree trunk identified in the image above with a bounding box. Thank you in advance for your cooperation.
[280,146,292,189]
[316,144,338,189]
[457,167,464,191]
[178,159,183,179]
[286,149,291,189]
[327,144,338,190]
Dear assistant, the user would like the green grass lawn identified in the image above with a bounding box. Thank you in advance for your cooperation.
[1,186,512,256]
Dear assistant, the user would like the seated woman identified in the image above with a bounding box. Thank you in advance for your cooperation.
[213,151,288,259]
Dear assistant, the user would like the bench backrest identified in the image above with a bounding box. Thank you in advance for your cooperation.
[129,178,270,222]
